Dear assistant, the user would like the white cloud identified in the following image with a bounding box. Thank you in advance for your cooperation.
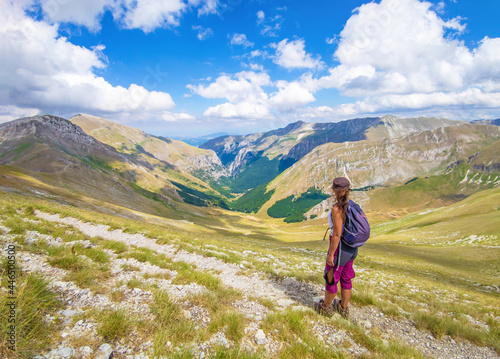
[271,38,324,70]
[257,9,282,37]
[39,0,111,31]
[193,25,213,40]
[116,0,186,32]
[32,0,219,33]
[188,71,274,119]
[288,0,500,120]
[194,0,219,16]
[298,88,500,122]
[203,102,270,119]
[161,111,196,122]
[332,0,476,95]
[0,1,176,122]
[256,10,265,24]
[269,82,316,112]
[0,105,40,124]
[230,33,254,48]
[187,71,270,104]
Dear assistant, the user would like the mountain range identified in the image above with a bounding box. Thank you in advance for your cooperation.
[0,114,499,223]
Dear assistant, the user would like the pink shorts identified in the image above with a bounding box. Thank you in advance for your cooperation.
[324,259,356,294]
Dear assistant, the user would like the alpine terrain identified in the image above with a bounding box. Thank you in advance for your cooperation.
[0,114,499,359]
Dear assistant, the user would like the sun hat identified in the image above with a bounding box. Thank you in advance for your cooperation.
[332,177,350,188]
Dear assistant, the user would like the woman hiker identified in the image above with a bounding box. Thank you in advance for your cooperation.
[314,177,357,319]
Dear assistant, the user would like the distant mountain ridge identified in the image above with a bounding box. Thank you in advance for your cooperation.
[200,115,459,192]
[261,122,500,220]
[2,114,499,223]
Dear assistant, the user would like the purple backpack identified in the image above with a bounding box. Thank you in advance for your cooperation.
[323,200,370,248]
[341,200,370,247]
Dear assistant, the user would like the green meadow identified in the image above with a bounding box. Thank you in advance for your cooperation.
[0,183,499,357]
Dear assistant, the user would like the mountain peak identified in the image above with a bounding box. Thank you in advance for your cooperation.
[380,114,399,122]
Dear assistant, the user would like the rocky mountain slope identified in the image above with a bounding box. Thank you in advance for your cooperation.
[0,115,199,216]
[201,116,458,192]
[258,123,500,220]
[0,115,235,213]
[71,114,227,180]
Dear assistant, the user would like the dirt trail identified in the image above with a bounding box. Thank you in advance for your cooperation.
[35,211,296,308]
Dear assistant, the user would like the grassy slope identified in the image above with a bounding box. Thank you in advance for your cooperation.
[1,183,499,356]
[71,114,229,206]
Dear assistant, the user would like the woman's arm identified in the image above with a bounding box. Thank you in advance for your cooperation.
[326,205,344,266]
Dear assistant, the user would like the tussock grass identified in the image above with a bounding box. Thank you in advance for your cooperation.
[0,267,60,358]
[46,248,111,291]
[209,311,245,342]
[172,267,222,291]
[97,308,133,340]
[120,247,171,268]
[263,309,342,359]
[204,250,242,264]
[100,239,128,254]
[382,339,427,359]
[151,290,199,357]
[143,272,171,280]
[414,312,499,352]
[126,278,143,288]
[212,345,262,359]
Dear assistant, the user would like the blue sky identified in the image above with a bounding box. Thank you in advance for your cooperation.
[1,0,499,137]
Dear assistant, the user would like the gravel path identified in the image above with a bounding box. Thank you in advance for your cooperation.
[35,211,296,308]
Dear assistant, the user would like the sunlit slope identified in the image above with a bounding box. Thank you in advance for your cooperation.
[71,114,232,207]
[259,123,500,218]
[372,187,500,244]
[0,115,214,215]
[71,114,227,180]
[360,187,500,293]
[367,139,500,216]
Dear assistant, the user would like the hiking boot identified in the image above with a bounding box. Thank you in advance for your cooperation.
[313,299,334,317]
[334,300,349,320]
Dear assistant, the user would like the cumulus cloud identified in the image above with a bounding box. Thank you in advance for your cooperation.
[0,1,176,122]
[38,0,111,31]
[269,82,316,112]
[203,102,270,119]
[193,25,213,40]
[187,71,274,119]
[187,71,271,103]
[32,0,219,33]
[230,33,254,48]
[323,0,500,98]
[287,0,500,121]
[271,39,324,70]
